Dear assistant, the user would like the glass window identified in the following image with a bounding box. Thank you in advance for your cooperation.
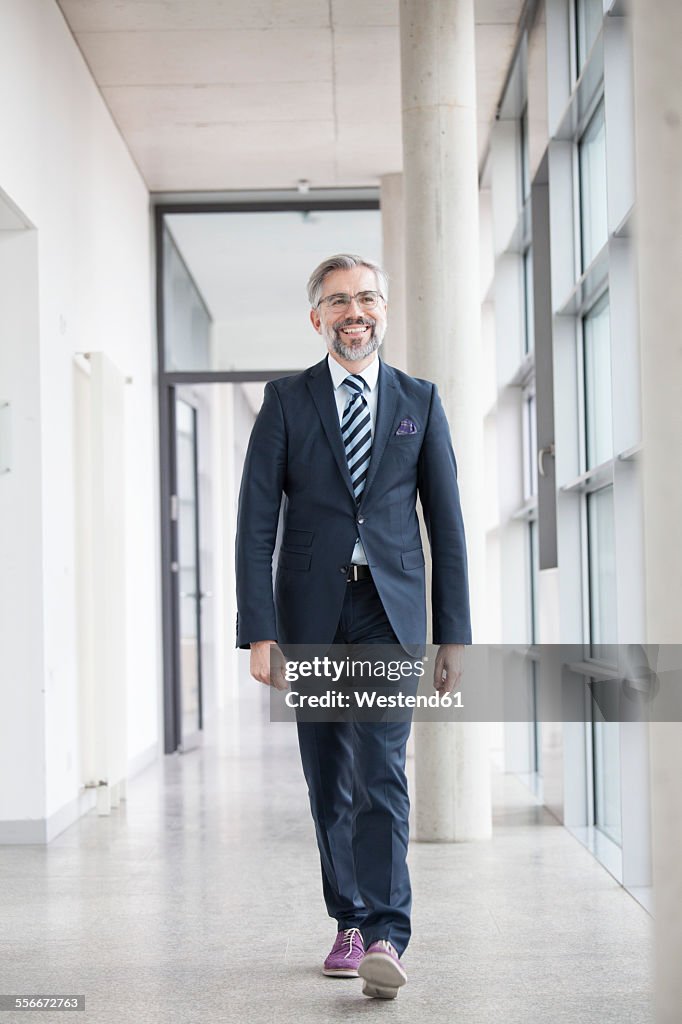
[591,694,622,846]
[523,246,534,354]
[587,484,617,662]
[524,392,539,640]
[529,517,541,774]
[163,228,212,372]
[524,520,536,770]
[576,0,603,71]
[520,104,531,203]
[578,100,608,270]
[523,393,538,499]
[583,292,612,469]
[529,518,540,643]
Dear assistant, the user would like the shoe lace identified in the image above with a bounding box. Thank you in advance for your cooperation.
[342,927,363,959]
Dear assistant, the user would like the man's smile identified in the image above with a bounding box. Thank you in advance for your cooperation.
[337,320,373,340]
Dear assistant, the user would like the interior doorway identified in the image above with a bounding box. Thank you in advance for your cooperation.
[155,192,382,753]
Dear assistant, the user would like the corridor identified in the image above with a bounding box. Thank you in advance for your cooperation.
[0,674,653,1024]
[1,0,681,1020]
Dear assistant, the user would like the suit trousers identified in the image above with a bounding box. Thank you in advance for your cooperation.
[295,574,414,956]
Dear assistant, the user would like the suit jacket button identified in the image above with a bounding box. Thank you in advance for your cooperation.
[340,565,348,573]
[357,516,365,524]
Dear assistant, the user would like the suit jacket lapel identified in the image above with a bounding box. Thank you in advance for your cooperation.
[306,356,399,505]
[362,359,398,502]
[306,358,356,502]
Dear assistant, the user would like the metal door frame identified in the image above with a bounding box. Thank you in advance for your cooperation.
[154,192,380,753]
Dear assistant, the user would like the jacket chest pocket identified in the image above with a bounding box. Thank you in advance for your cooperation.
[386,433,422,465]
[387,432,421,448]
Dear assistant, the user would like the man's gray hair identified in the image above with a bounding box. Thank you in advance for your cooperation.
[307,254,389,308]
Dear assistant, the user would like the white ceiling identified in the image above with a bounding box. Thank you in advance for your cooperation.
[55,0,522,192]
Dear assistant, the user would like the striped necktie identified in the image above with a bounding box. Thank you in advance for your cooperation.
[341,374,372,503]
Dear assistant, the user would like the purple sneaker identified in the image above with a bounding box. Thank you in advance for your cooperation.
[358,939,407,999]
[322,927,365,977]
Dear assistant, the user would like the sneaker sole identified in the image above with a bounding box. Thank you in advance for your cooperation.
[358,952,407,999]
[322,967,360,978]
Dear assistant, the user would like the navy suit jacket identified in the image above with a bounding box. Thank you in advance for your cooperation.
[235,356,471,656]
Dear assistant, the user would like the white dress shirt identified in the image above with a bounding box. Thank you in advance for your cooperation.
[326,352,380,565]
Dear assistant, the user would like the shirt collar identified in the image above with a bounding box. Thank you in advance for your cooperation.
[327,352,380,393]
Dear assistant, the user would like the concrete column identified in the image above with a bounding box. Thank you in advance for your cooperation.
[632,0,682,641]
[648,722,682,1024]
[400,0,491,841]
[379,173,407,371]
[632,2,682,1020]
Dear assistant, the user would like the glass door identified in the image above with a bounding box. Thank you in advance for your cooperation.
[175,397,203,747]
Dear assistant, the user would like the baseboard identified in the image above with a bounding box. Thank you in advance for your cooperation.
[46,786,98,842]
[0,741,160,845]
[0,786,97,845]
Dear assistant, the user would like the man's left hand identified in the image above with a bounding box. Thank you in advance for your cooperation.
[433,644,464,695]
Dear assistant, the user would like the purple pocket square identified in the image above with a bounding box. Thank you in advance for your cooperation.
[395,418,418,435]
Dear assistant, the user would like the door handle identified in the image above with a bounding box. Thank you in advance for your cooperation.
[538,443,555,477]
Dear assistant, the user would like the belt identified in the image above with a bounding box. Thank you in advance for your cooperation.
[346,564,372,583]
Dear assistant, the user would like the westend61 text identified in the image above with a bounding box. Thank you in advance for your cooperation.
[284,690,463,709]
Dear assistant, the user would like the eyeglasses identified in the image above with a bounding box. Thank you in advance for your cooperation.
[316,290,385,312]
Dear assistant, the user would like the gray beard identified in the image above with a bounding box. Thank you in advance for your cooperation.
[323,320,385,362]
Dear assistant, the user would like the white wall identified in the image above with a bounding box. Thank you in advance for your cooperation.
[0,220,46,826]
[0,0,158,839]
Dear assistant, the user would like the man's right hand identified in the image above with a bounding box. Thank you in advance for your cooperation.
[249,640,288,690]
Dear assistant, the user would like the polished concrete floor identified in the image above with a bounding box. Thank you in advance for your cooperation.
[0,676,653,1023]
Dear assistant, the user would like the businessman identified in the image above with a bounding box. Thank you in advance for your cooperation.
[235,254,471,1000]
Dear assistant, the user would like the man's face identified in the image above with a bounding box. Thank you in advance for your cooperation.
[310,266,387,362]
